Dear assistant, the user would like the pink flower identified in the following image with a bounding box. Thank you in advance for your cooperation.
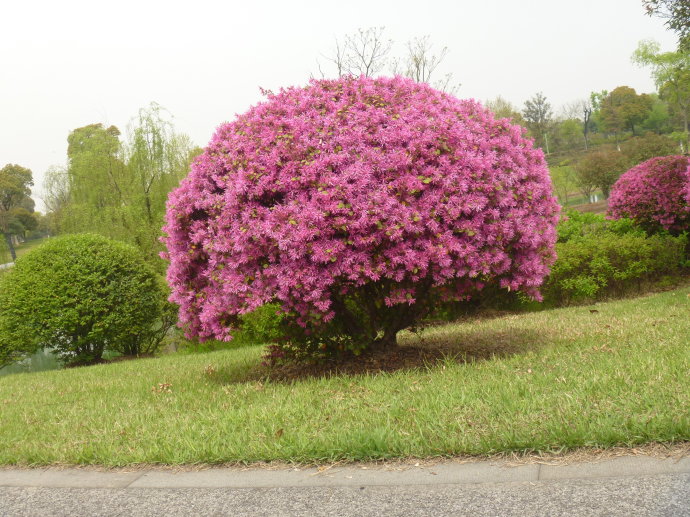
[162,76,559,341]
[608,155,690,234]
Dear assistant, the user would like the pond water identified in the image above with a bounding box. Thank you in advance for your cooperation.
[0,348,61,377]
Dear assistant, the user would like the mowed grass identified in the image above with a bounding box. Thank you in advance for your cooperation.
[0,287,688,466]
[1,238,48,266]
[1,238,47,264]
[13,238,48,260]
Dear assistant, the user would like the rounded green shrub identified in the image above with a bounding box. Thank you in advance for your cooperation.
[0,234,167,366]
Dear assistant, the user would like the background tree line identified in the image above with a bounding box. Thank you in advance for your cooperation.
[317,25,689,210]
[487,45,688,208]
[42,103,200,270]
[9,14,688,268]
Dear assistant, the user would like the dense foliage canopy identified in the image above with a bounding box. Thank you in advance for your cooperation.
[0,234,166,366]
[163,76,559,352]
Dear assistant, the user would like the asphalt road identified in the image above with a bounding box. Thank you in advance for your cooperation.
[1,456,688,516]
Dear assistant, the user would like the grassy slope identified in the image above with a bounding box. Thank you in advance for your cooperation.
[0,238,47,265]
[0,287,688,466]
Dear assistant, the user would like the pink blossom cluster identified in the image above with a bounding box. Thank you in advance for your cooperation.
[162,76,560,341]
[608,155,690,233]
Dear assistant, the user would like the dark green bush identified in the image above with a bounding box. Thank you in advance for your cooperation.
[234,303,285,345]
[110,277,178,357]
[170,303,285,355]
[543,232,687,304]
[0,234,168,367]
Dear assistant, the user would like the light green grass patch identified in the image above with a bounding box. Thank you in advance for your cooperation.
[0,287,688,466]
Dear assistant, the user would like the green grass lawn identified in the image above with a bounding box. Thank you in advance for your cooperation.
[13,238,48,260]
[0,287,688,466]
[0,237,48,264]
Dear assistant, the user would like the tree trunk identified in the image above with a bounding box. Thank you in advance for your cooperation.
[3,232,16,262]
[144,195,153,224]
[601,185,610,199]
[371,328,400,352]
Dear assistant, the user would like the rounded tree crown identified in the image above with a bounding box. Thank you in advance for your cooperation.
[163,76,559,341]
[608,155,690,233]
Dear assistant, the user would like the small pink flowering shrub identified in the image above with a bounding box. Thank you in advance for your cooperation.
[608,155,690,234]
[163,76,559,356]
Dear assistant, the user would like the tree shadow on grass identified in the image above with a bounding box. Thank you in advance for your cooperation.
[209,326,552,385]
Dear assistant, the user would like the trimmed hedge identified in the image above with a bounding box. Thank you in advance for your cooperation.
[544,211,688,304]
[557,209,645,243]
[0,234,169,367]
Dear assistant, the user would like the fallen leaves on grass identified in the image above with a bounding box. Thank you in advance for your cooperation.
[151,383,173,394]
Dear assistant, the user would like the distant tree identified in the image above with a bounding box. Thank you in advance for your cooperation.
[598,86,653,143]
[633,40,690,141]
[320,28,459,93]
[642,94,673,133]
[122,103,197,261]
[485,96,526,125]
[52,105,196,268]
[42,165,70,234]
[581,99,593,149]
[64,123,126,225]
[321,27,392,78]
[10,202,38,239]
[621,133,678,165]
[550,164,579,205]
[394,35,447,82]
[575,165,598,201]
[0,164,35,261]
[643,0,690,50]
[553,118,585,153]
[576,148,629,199]
[392,35,460,94]
[522,92,553,153]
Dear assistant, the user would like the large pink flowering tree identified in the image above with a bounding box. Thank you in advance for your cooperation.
[163,76,559,353]
[608,155,690,234]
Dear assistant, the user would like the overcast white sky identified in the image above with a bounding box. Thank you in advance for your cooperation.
[0,0,678,210]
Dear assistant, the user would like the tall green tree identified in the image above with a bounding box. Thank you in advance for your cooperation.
[0,164,35,261]
[522,92,552,153]
[576,148,629,199]
[633,40,690,142]
[62,123,127,238]
[52,104,198,269]
[598,86,653,143]
[121,103,199,262]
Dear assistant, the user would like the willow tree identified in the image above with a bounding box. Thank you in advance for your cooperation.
[116,103,199,263]
[54,104,198,268]
[633,40,690,147]
[61,123,127,240]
